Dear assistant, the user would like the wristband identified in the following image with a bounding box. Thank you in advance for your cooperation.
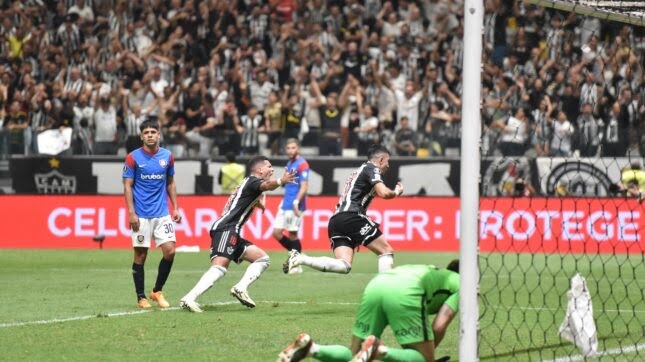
[277,178,282,186]
[293,200,299,206]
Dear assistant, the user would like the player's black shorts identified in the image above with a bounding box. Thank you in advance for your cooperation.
[327,212,382,250]
[209,229,253,263]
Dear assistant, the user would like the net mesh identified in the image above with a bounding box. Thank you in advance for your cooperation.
[477,0,644,360]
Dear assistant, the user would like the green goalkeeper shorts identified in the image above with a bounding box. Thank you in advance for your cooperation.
[352,282,432,346]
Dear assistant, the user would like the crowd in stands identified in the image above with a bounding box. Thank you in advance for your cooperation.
[0,0,642,160]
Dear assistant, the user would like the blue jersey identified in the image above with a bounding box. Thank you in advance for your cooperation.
[281,155,309,211]
[122,147,175,218]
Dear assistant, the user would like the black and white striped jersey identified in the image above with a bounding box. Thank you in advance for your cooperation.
[211,176,263,233]
[335,162,384,215]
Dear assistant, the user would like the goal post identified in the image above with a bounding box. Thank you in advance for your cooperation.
[459,0,484,360]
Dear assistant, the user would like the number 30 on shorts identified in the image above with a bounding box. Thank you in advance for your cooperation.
[163,223,174,234]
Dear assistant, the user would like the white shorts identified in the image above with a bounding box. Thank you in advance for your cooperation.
[273,208,302,232]
[131,215,176,248]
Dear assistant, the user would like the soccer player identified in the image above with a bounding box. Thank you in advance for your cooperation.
[278,261,460,362]
[180,156,297,312]
[272,138,309,274]
[123,119,182,309]
[284,145,403,274]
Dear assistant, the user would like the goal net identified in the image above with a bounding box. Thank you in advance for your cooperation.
[477,0,644,360]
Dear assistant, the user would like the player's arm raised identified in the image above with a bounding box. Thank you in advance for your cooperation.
[373,181,403,199]
[259,168,298,192]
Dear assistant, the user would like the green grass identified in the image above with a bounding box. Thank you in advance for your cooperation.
[0,250,458,361]
[0,250,643,361]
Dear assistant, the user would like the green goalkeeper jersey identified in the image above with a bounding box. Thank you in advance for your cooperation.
[367,264,460,314]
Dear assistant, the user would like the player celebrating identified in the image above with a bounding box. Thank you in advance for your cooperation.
[272,138,309,274]
[180,156,297,312]
[278,261,460,362]
[123,119,182,309]
[284,145,402,274]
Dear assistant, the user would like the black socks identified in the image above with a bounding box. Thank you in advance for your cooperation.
[279,235,302,252]
[153,257,174,293]
[132,263,145,299]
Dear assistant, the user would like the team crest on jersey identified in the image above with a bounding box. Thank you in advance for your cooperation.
[159,159,168,168]
[137,235,144,243]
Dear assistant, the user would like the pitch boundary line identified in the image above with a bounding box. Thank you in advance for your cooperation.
[544,343,645,362]
[0,300,358,329]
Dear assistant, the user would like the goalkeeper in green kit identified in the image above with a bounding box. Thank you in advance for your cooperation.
[278,260,460,362]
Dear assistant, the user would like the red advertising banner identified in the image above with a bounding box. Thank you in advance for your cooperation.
[0,196,642,253]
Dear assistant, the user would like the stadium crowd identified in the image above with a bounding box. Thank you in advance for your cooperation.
[0,0,642,160]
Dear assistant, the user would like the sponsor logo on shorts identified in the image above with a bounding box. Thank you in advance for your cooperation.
[359,223,371,236]
[355,321,370,333]
[394,326,422,337]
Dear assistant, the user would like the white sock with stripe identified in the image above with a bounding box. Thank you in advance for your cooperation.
[234,256,270,290]
[183,265,227,301]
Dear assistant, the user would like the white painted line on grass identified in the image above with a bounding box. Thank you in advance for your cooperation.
[0,300,358,329]
[544,343,645,362]
[0,310,152,328]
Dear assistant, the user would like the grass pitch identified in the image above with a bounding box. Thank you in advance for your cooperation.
[0,250,643,361]
[0,250,457,361]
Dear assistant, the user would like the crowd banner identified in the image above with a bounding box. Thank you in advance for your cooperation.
[9,156,640,196]
[0,195,641,253]
[8,156,461,195]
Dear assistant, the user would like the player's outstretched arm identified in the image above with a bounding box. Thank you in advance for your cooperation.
[259,168,297,192]
[374,181,403,199]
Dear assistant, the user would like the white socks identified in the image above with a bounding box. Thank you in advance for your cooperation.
[378,253,394,272]
[183,265,227,301]
[234,256,270,290]
[300,255,351,274]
